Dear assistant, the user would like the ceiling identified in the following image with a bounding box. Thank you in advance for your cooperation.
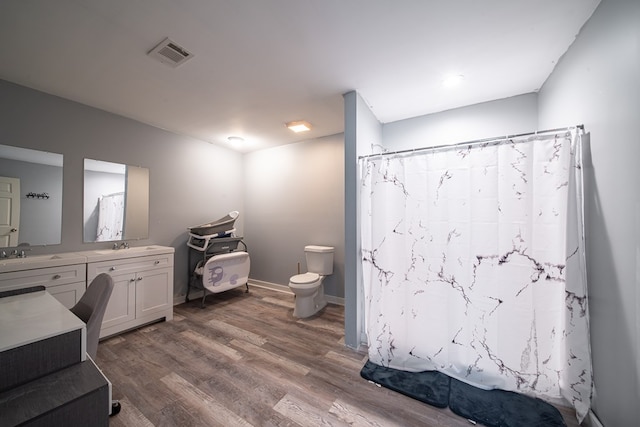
[0,0,600,153]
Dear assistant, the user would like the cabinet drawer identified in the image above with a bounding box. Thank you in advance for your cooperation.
[0,264,87,291]
[87,254,173,279]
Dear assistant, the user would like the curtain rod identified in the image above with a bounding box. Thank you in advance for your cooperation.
[358,124,584,160]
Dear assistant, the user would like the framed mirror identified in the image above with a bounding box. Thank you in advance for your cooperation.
[0,144,64,248]
[83,159,149,243]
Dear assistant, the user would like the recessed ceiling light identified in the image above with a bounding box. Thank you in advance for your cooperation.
[286,120,312,132]
[442,74,465,88]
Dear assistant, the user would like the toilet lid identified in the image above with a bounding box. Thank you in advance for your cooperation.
[290,272,319,285]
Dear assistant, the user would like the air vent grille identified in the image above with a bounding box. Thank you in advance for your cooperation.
[147,37,193,68]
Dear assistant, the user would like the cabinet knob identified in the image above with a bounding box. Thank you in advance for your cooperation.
[52,274,61,280]
[130,278,136,283]
[110,267,117,271]
[154,260,160,265]
[136,276,143,281]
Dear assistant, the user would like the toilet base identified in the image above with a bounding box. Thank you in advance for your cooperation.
[290,282,327,318]
[293,293,327,318]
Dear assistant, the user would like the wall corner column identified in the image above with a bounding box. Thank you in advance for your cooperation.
[343,90,381,349]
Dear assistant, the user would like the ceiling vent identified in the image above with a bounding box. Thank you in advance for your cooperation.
[147,37,193,68]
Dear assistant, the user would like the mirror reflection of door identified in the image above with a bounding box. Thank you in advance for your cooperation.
[0,176,20,247]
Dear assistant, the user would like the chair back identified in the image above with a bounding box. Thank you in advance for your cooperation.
[70,273,114,359]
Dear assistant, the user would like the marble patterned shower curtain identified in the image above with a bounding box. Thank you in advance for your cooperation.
[360,131,592,421]
[96,192,125,242]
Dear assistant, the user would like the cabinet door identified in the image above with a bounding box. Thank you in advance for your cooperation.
[49,282,86,309]
[101,272,135,336]
[135,267,172,319]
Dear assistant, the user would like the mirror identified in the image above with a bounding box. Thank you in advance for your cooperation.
[83,159,149,243]
[0,144,63,248]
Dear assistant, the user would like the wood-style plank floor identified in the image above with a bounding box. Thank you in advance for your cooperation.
[96,285,579,427]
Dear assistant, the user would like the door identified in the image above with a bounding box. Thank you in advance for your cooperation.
[0,176,20,247]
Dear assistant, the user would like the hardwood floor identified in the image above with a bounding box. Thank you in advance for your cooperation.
[96,285,579,427]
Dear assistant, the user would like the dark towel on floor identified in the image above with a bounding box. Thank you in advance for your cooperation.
[448,378,567,427]
[359,360,450,408]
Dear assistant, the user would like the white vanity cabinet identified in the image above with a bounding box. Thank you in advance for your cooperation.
[0,263,86,309]
[0,245,175,339]
[87,251,174,339]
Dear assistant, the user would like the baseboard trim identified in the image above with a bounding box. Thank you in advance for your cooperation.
[174,279,345,306]
[582,410,604,427]
[174,291,204,306]
[248,279,345,306]
[248,279,293,295]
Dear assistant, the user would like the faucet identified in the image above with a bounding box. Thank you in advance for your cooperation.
[17,249,31,258]
[0,249,29,259]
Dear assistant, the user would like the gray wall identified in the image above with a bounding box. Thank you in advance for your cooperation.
[382,93,538,150]
[538,0,640,425]
[344,90,382,348]
[0,79,244,298]
[243,133,345,298]
[1,78,348,303]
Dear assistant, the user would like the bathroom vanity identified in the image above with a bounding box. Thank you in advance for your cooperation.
[0,255,87,309]
[85,248,174,338]
[0,245,174,339]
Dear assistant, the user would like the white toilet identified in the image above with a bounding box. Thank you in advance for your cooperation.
[288,245,334,318]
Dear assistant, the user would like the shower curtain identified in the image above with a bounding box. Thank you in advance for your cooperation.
[360,130,592,421]
[96,192,125,242]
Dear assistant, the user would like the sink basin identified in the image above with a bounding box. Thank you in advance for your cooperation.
[83,245,174,262]
[0,253,88,273]
[0,246,174,273]
[92,250,119,255]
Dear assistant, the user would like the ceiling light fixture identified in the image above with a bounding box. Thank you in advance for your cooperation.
[442,74,465,88]
[227,136,245,143]
[286,120,312,133]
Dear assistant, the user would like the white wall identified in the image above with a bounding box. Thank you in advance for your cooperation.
[243,133,345,298]
[538,0,640,425]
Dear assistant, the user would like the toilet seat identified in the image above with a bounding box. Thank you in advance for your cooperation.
[290,272,320,285]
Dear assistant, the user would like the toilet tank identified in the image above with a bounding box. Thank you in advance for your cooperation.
[305,245,334,275]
